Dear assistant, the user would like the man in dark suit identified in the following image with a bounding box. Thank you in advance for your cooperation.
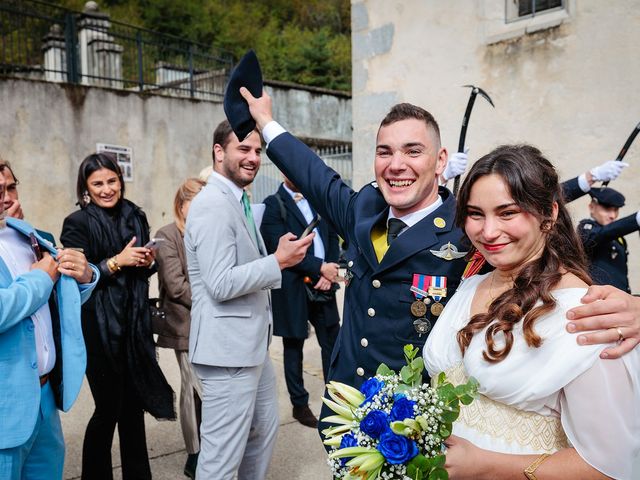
[261,177,341,428]
[578,187,640,293]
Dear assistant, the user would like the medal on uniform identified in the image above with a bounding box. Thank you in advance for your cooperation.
[410,274,430,318]
[426,275,447,316]
[410,300,427,317]
[430,302,444,316]
[413,318,432,337]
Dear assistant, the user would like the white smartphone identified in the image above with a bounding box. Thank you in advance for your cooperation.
[144,238,166,249]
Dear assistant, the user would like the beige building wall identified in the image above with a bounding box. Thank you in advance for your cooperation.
[351,0,640,292]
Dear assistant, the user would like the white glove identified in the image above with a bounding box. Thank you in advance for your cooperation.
[443,148,469,181]
[589,160,629,182]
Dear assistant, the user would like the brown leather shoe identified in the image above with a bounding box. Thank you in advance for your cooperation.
[292,404,318,428]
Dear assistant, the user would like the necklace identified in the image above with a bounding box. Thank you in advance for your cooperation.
[486,272,513,308]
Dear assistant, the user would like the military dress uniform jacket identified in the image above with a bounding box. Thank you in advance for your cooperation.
[261,184,341,339]
[561,177,588,203]
[266,133,469,388]
[578,214,639,293]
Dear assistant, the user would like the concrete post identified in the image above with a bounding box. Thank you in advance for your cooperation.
[42,24,66,82]
[77,1,123,88]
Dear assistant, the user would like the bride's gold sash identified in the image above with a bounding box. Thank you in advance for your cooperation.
[437,363,569,453]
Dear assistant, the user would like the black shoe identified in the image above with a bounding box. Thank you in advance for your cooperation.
[184,452,198,479]
[292,404,318,428]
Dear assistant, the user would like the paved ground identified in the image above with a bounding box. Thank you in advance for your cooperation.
[58,286,640,479]
[61,332,333,480]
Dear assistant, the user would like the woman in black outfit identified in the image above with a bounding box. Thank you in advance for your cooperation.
[61,153,174,480]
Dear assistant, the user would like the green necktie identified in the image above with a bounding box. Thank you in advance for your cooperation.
[241,190,259,248]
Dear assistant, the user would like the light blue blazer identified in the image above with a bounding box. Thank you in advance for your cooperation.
[0,218,98,449]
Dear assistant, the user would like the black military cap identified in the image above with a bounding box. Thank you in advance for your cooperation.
[223,50,263,141]
[589,187,626,208]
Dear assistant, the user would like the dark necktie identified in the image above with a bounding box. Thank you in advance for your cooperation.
[386,218,407,246]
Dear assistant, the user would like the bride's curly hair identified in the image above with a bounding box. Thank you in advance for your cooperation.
[455,145,591,363]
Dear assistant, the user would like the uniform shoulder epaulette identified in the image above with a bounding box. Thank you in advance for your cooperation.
[578,219,594,231]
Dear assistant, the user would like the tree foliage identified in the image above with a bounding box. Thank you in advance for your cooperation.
[54,0,351,91]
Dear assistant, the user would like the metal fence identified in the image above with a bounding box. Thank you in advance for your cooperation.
[252,144,352,202]
[0,0,233,100]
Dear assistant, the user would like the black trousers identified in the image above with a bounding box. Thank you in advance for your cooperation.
[282,302,340,407]
[81,323,151,480]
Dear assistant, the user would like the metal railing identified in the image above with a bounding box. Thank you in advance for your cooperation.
[0,0,233,100]
[252,144,352,203]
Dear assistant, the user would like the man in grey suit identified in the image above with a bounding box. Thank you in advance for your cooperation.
[185,120,314,479]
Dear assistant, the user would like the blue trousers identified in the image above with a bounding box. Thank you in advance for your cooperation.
[0,381,65,479]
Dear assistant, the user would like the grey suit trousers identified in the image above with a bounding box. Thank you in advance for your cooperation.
[193,357,279,479]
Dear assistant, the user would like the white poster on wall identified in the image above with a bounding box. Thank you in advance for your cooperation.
[96,143,133,182]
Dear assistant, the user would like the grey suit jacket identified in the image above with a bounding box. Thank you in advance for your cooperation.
[185,175,281,367]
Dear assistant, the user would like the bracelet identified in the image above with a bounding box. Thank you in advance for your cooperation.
[524,453,551,480]
[107,255,121,273]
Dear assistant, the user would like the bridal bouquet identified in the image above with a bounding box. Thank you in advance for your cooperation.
[322,345,478,480]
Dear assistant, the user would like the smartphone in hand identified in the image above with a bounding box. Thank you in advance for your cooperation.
[144,238,166,249]
[301,215,321,238]
[29,233,43,260]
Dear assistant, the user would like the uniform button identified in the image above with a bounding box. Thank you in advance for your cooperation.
[26,323,35,331]
[372,279,381,288]
[347,260,354,268]
[356,367,364,376]
[367,308,375,317]
[424,298,432,304]
[31,361,37,369]
[360,338,368,347]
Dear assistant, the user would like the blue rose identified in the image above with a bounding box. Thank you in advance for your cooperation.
[390,396,416,422]
[360,409,390,439]
[360,377,385,405]
[338,433,358,466]
[376,431,419,465]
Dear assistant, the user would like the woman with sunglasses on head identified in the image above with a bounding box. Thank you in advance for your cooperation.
[61,153,174,480]
[424,144,639,479]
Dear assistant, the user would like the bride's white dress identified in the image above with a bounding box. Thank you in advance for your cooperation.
[424,273,640,479]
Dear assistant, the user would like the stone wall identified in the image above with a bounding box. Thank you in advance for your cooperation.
[0,77,351,239]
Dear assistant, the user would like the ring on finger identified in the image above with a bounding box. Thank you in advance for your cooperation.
[616,327,624,343]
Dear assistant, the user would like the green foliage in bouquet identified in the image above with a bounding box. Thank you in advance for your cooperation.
[322,345,478,480]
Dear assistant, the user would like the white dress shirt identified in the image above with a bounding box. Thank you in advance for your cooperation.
[0,226,55,375]
[281,183,325,260]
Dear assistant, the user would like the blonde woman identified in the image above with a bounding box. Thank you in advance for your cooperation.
[154,178,206,479]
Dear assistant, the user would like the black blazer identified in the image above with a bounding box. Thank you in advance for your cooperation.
[261,184,340,339]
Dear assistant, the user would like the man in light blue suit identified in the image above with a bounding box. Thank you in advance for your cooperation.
[0,164,99,479]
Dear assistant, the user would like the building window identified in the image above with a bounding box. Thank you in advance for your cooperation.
[507,0,564,22]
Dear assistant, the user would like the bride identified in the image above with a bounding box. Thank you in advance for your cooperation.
[424,144,639,479]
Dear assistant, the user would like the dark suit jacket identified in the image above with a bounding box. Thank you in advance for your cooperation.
[266,133,469,388]
[261,184,340,339]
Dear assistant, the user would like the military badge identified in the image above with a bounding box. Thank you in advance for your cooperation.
[413,318,432,337]
[429,242,468,261]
